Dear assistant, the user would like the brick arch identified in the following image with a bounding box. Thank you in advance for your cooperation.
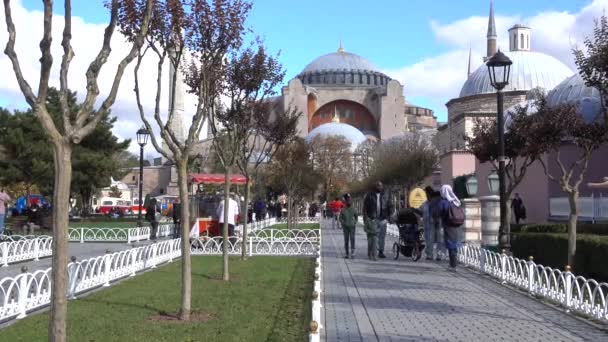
[309,100,378,136]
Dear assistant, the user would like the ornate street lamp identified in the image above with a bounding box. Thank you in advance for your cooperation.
[465,175,479,197]
[487,50,513,251]
[136,127,150,226]
[487,171,499,195]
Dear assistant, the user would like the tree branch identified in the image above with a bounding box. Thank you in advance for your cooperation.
[37,0,54,103]
[59,0,75,134]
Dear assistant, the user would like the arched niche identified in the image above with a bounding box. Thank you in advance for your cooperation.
[309,99,378,137]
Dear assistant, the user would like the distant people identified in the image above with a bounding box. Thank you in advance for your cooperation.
[145,198,160,240]
[23,203,41,235]
[511,193,526,224]
[363,181,394,260]
[422,187,444,261]
[329,197,345,229]
[437,185,464,269]
[339,194,358,259]
[0,189,10,235]
[254,199,266,221]
[217,194,239,247]
[172,198,181,239]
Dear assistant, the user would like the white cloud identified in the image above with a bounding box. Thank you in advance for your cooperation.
[0,0,203,157]
[384,0,608,122]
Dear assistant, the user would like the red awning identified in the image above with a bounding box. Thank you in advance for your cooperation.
[190,173,247,185]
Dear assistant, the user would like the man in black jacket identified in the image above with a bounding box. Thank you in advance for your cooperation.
[363,181,394,260]
[172,198,181,239]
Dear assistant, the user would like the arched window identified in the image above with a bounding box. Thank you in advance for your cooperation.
[520,34,524,49]
[527,35,529,49]
[513,34,517,50]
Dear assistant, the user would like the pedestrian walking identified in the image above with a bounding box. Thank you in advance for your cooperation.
[217,194,239,247]
[437,185,465,269]
[172,198,181,239]
[511,193,526,224]
[339,194,357,259]
[145,198,160,240]
[363,181,394,260]
[0,189,10,235]
[421,187,444,261]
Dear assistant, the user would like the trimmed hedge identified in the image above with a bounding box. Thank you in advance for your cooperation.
[511,233,608,282]
[520,223,608,235]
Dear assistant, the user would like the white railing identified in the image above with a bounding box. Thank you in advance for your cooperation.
[253,229,319,243]
[458,245,608,323]
[0,235,50,242]
[190,235,318,256]
[0,236,53,267]
[310,232,323,342]
[68,224,172,243]
[550,196,608,221]
[0,238,181,322]
[277,216,320,223]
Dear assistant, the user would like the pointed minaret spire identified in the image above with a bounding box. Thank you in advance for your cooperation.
[338,39,345,54]
[485,0,497,61]
[467,46,472,78]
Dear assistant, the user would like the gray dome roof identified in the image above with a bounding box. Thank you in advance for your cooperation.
[460,51,573,98]
[546,74,602,123]
[301,51,379,74]
[306,122,367,149]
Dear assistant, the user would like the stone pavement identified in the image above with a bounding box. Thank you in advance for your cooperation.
[321,220,608,342]
[0,239,159,280]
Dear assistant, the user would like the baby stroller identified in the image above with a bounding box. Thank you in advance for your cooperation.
[392,208,425,261]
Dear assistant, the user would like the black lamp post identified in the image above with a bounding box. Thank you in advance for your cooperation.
[136,127,150,226]
[486,50,513,251]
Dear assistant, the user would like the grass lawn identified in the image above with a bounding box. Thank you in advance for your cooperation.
[69,221,146,229]
[2,256,314,342]
[269,223,320,230]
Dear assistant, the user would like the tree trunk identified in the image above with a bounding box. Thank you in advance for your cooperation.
[48,141,72,342]
[222,166,231,281]
[177,158,191,320]
[241,179,250,260]
[567,192,578,269]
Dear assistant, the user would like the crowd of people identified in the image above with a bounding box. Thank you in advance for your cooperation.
[330,181,526,270]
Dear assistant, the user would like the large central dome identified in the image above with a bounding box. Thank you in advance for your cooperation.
[460,51,573,98]
[301,51,379,74]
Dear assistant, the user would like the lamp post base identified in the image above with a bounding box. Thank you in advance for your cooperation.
[498,230,511,253]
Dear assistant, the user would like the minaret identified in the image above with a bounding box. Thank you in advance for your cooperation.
[467,46,472,78]
[484,0,497,62]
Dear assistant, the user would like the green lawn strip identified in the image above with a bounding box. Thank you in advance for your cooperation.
[267,223,320,231]
[69,221,147,229]
[2,256,314,342]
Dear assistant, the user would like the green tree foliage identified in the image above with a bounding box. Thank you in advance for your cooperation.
[0,88,130,213]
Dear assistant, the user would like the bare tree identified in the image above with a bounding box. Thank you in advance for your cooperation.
[530,96,608,268]
[115,0,251,318]
[309,135,353,200]
[467,104,539,225]
[2,1,153,340]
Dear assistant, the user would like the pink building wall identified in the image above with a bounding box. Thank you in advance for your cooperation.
[440,151,477,186]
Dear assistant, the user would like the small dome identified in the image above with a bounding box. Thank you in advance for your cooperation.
[460,51,573,98]
[306,122,367,149]
[547,74,602,123]
[301,51,379,74]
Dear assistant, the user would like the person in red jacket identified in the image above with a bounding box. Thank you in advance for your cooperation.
[329,197,345,229]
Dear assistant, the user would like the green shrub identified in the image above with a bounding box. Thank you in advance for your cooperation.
[520,223,608,235]
[511,233,608,282]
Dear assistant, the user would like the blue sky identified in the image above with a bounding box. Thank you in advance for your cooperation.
[3,0,603,138]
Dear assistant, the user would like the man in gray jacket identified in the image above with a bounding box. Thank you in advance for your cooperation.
[363,182,393,259]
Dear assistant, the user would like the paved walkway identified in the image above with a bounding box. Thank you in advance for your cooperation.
[321,220,608,342]
[0,239,158,279]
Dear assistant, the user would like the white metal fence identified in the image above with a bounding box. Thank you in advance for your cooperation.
[190,232,319,256]
[458,245,608,322]
[310,233,323,342]
[0,238,181,322]
[0,236,53,267]
[550,196,608,221]
[68,224,172,243]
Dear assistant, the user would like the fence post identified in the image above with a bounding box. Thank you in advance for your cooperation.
[68,256,78,299]
[33,238,40,261]
[564,265,573,312]
[480,249,486,274]
[16,266,29,319]
[527,256,535,296]
[249,237,253,257]
[500,249,507,284]
[103,253,111,287]
[130,247,137,277]
[2,242,8,267]
[80,228,84,243]
[150,242,158,269]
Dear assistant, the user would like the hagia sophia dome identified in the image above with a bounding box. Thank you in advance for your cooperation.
[305,121,367,149]
[301,50,379,74]
[547,74,603,123]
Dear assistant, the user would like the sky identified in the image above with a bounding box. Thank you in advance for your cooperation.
[0,0,605,156]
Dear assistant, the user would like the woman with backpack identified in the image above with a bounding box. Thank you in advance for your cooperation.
[437,184,464,269]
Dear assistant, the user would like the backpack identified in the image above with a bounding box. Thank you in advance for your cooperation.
[446,202,465,227]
